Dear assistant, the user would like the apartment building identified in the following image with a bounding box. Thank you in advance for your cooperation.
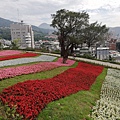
[10,21,34,49]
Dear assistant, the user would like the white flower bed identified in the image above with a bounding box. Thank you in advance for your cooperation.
[0,55,57,67]
[91,68,120,120]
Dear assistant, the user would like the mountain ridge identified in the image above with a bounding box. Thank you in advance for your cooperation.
[39,23,55,30]
[0,17,54,34]
[0,17,120,38]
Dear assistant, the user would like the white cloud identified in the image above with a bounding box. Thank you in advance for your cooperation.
[0,0,120,27]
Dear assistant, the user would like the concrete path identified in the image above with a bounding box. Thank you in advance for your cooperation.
[38,52,120,69]
[72,56,120,69]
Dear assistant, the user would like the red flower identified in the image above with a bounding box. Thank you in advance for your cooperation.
[0,52,38,61]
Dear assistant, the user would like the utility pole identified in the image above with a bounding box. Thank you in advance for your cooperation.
[17,9,20,22]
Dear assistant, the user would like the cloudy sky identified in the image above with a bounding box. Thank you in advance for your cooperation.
[0,0,120,27]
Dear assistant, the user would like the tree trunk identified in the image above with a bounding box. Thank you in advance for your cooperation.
[62,50,68,64]
[60,47,64,57]
[70,43,74,55]
[59,36,65,57]
[59,35,69,63]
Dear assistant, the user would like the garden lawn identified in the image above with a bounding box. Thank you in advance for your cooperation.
[38,68,107,120]
[0,62,77,119]
[0,62,105,120]
[0,65,76,92]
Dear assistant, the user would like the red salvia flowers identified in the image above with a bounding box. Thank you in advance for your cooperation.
[0,52,38,61]
[0,62,104,120]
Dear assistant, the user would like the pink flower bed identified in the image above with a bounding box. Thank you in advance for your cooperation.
[0,58,75,80]
[54,58,75,66]
[0,50,22,57]
[0,62,104,119]
[0,52,38,61]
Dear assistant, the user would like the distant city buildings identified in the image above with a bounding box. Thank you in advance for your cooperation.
[10,21,34,49]
[45,34,58,39]
[34,33,60,51]
[108,38,117,50]
[0,39,11,49]
[34,39,60,51]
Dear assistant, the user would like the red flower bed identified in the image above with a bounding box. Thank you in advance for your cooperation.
[0,62,104,119]
[0,52,38,61]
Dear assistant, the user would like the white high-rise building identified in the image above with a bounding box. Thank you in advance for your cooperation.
[10,21,34,49]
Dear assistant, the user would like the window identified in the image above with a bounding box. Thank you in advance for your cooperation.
[16,32,20,34]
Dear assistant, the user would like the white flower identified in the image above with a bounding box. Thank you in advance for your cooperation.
[0,55,57,67]
[91,68,120,119]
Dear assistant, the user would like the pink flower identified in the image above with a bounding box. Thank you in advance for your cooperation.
[0,58,75,80]
[0,50,22,56]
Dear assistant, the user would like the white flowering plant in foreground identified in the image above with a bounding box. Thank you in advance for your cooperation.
[91,68,120,120]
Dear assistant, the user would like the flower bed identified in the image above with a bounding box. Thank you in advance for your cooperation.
[0,58,75,80]
[54,58,75,66]
[91,68,120,119]
[0,62,104,119]
[0,55,57,67]
[0,50,22,56]
[0,52,38,61]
